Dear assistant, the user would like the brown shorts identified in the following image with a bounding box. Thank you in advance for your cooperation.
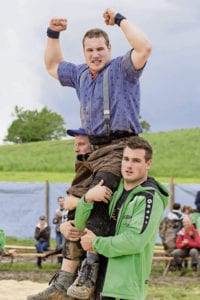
[67,136,132,197]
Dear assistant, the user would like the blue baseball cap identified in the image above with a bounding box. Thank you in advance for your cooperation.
[67,128,87,137]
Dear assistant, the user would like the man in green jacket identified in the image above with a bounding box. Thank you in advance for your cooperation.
[75,136,169,300]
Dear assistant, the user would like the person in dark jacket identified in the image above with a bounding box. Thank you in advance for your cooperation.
[52,196,68,263]
[34,215,50,268]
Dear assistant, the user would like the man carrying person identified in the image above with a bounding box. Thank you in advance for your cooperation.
[73,136,169,300]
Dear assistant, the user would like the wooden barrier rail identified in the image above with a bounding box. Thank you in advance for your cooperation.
[2,244,199,276]
[5,245,55,251]
[0,245,62,265]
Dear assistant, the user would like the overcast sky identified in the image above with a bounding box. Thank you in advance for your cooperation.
[1,0,199,144]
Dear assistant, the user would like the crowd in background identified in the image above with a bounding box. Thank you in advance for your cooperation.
[159,191,200,275]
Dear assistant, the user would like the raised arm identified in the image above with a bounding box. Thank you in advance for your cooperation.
[44,18,67,79]
[103,8,152,70]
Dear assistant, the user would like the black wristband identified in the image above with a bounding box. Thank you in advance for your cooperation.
[114,13,126,27]
[47,27,60,39]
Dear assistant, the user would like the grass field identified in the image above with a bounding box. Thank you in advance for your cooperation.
[0,128,199,183]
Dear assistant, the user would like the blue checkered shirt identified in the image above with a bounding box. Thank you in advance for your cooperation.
[58,50,145,135]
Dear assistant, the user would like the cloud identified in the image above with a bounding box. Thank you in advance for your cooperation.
[1,0,200,143]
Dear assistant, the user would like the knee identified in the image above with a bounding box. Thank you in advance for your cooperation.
[190,248,199,257]
[92,171,120,192]
[62,240,85,260]
[172,249,179,257]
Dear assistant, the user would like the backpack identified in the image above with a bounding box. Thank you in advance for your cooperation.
[159,217,183,256]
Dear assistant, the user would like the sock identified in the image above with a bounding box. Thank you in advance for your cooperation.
[86,252,99,262]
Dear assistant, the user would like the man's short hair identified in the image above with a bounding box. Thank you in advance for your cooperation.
[57,196,64,202]
[125,136,153,161]
[82,28,110,48]
[173,202,181,210]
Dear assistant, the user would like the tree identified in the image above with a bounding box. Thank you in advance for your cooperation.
[4,106,67,143]
[139,115,151,133]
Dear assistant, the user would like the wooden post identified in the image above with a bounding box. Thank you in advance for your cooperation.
[169,176,174,211]
[45,180,49,224]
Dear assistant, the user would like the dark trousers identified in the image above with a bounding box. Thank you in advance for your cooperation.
[86,171,120,236]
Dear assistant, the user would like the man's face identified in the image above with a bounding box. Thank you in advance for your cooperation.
[74,135,91,155]
[58,198,65,209]
[83,37,111,73]
[121,146,152,189]
[39,219,46,227]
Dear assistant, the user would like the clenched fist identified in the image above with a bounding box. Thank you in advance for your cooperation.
[103,8,116,26]
[49,18,67,32]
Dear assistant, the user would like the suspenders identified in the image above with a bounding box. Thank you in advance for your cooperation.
[102,67,110,135]
[79,66,110,135]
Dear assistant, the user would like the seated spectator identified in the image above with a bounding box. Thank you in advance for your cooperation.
[172,216,200,275]
[159,202,184,256]
[34,215,51,268]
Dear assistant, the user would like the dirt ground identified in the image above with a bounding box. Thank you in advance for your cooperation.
[0,272,50,300]
[0,271,199,300]
[0,279,47,300]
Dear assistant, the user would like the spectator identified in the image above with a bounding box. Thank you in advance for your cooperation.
[0,228,6,255]
[159,202,184,256]
[52,196,67,263]
[34,216,51,269]
[172,216,200,275]
[195,191,200,211]
[167,202,183,220]
[181,205,194,218]
[191,191,200,233]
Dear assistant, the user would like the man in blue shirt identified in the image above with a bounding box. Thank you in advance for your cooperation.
[42,7,152,300]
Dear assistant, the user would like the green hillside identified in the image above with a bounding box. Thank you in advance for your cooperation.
[0,128,199,183]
